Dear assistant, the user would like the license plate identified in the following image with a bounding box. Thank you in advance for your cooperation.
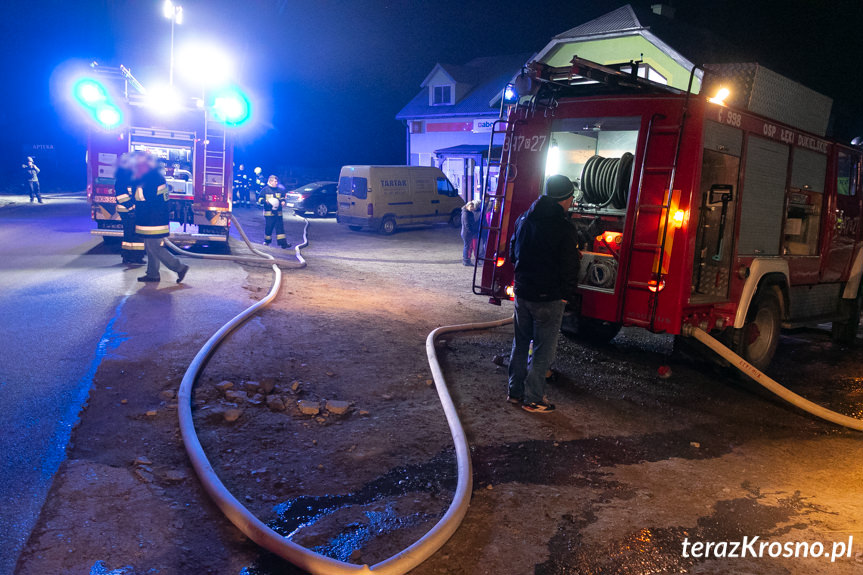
[285,203,295,208]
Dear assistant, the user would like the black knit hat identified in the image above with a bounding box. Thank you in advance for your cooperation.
[544,174,574,201]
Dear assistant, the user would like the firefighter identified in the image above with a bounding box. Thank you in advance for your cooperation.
[252,166,265,202]
[133,153,190,283]
[507,175,580,413]
[115,153,145,265]
[233,163,251,207]
[259,174,291,248]
[22,157,42,203]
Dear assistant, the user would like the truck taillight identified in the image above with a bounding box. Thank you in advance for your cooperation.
[672,209,686,228]
[505,285,515,299]
[647,279,666,293]
[496,257,506,267]
[368,204,373,216]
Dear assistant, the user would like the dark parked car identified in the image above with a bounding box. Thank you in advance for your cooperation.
[284,181,338,217]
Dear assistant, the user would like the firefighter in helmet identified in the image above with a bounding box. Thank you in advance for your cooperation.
[134,152,190,283]
[252,166,265,202]
[233,163,251,207]
[259,174,291,248]
[115,153,145,265]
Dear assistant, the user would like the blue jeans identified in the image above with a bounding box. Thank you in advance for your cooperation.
[508,297,566,404]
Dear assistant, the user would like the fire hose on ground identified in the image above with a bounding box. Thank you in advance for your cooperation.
[684,325,863,431]
[170,212,516,574]
[169,212,860,574]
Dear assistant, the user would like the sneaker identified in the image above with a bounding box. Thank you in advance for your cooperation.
[506,395,522,405]
[137,275,160,283]
[522,400,556,413]
[463,261,473,267]
[176,264,189,284]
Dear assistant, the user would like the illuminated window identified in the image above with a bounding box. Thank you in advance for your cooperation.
[619,63,667,85]
[837,151,859,197]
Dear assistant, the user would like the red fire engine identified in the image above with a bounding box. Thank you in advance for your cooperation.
[82,64,234,243]
[475,58,863,369]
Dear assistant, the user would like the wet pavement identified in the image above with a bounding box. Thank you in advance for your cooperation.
[8,198,863,574]
[0,194,249,575]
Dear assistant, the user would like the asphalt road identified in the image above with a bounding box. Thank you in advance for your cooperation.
[0,194,249,574]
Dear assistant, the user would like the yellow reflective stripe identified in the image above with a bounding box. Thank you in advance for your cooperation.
[117,205,129,213]
[135,187,145,202]
[263,211,274,216]
[116,193,131,203]
[121,242,146,250]
[136,225,170,235]
[276,234,286,239]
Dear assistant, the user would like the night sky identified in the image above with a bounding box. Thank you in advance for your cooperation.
[2,0,863,186]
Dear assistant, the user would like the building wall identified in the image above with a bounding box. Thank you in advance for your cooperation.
[408,118,495,166]
[543,35,701,92]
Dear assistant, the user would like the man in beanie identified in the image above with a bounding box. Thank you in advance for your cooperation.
[507,175,580,413]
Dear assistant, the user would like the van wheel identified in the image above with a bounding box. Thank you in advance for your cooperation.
[735,288,782,371]
[449,209,461,228]
[560,313,621,344]
[348,225,362,231]
[314,203,329,217]
[380,217,396,235]
[832,284,862,344]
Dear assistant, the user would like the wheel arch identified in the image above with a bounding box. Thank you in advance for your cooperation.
[733,259,790,329]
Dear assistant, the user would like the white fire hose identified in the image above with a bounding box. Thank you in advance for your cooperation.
[171,213,515,574]
[683,325,863,431]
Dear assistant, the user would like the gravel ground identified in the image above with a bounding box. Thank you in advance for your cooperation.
[15,208,863,575]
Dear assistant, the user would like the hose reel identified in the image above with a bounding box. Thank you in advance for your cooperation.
[580,153,634,209]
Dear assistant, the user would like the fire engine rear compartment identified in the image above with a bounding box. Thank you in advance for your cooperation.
[476,60,863,369]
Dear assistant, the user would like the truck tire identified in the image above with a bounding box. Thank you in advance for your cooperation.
[735,287,782,371]
[449,209,461,228]
[380,216,396,235]
[560,313,621,344]
[832,285,862,344]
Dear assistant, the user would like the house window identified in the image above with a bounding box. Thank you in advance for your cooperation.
[432,85,453,105]
[620,63,668,85]
[410,120,424,134]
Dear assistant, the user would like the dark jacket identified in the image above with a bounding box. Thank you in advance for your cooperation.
[259,185,284,216]
[114,167,135,214]
[134,170,170,238]
[460,207,477,239]
[509,196,580,302]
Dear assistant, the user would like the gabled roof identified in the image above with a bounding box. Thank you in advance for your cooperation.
[397,53,533,120]
[554,4,641,39]
[544,4,746,68]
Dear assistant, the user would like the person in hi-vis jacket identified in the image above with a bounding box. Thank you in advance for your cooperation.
[115,153,145,265]
[259,175,291,248]
[133,153,190,283]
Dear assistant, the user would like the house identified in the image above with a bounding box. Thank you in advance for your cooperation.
[395,53,532,200]
[397,4,739,201]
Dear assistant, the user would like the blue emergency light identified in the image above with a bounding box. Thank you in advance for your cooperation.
[210,87,251,127]
[72,77,123,129]
[503,83,518,104]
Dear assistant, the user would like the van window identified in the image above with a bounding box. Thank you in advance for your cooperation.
[436,177,455,196]
[338,176,368,199]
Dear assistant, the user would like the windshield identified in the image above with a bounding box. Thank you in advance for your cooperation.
[545,116,640,211]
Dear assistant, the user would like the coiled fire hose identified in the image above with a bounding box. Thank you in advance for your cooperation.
[170,213,515,574]
[684,325,863,431]
[580,153,634,209]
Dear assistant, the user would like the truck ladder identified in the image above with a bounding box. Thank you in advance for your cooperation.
[203,119,228,204]
[472,118,516,298]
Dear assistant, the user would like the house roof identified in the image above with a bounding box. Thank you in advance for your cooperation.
[550,4,746,67]
[397,53,533,120]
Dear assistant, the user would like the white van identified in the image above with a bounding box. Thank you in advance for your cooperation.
[336,166,465,234]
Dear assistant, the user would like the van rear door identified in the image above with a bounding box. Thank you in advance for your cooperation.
[337,171,369,223]
[410,169,436,224]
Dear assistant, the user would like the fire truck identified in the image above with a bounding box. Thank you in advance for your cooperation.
[475,58,863,369]
[82,65,234,243]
